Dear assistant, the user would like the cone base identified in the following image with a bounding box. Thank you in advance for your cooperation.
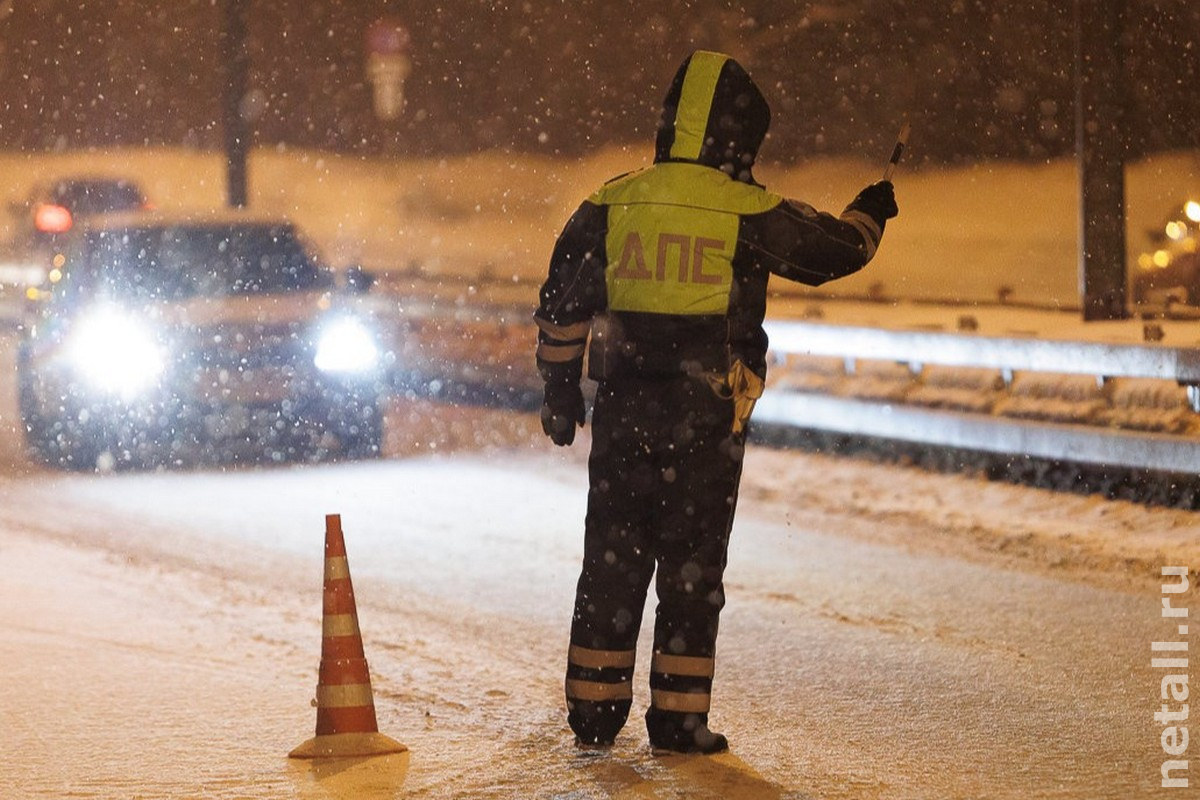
[288,731,409,760]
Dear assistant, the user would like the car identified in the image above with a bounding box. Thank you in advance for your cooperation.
[2,176,150,299]
[17,211,390,469]
[11,175,149,251]
[1132,198,1200,308]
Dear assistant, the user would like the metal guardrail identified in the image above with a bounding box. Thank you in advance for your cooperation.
[759,320,1200,472]
[753,392,1200,473]
[764,321,1200,383]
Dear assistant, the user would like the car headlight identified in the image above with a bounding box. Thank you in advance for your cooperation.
[65,307,166,397]
[313,316,380,374]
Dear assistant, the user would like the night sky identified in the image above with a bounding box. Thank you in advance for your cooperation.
[0,0,1196,162]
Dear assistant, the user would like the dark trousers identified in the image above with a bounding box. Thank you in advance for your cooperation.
[565,375,745,744]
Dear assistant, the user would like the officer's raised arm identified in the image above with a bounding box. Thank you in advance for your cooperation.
[739,179,898,287]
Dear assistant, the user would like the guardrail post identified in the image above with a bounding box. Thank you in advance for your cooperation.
[1187,385,1200,414]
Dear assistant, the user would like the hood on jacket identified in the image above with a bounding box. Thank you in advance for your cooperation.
[654,50,771,184]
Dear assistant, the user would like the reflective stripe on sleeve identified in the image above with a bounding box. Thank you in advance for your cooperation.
[650,688,711,714]
[566,678,634,702]
[537,341,587,363]
[535,316,592,343]
[840,209,882,261]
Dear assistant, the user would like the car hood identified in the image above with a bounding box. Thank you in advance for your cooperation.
[148,290,335,329]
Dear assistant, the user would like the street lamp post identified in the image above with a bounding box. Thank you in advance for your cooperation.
[1075,0,1129,321]
[222,0,249,208]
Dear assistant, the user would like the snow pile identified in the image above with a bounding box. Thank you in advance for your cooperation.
[995,372,1109,424]
[741,445,1200,586]
[906,365,1005,414]
[1106,378,1194,433]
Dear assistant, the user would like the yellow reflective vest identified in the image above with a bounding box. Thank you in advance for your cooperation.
[594,163,781,317]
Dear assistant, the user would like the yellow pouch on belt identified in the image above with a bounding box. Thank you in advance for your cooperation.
[728,359,764,435]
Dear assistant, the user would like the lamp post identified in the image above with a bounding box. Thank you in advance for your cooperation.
[222,0,249,208]
[1075,0,1129,321]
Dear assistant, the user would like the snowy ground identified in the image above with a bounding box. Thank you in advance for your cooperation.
[1,321,1199,798]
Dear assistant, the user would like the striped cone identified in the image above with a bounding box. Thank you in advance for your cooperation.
[289,514,407,759]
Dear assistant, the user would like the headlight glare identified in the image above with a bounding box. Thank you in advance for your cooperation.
[314,317,380,374]
[66,307,166,396]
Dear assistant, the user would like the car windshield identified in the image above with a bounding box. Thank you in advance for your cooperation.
[70,222,333,301]
[50,181,144,216]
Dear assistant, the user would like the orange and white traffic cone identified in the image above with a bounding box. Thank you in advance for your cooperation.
[289,514,407,759]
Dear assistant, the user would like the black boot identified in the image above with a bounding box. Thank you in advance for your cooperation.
[646,708,729,755]
[574,737,614,755]
[568,698,628,748]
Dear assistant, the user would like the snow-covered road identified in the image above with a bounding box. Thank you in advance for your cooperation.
[0,326,1193,799]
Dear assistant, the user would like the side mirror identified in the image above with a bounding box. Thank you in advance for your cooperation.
[344,265,375,294]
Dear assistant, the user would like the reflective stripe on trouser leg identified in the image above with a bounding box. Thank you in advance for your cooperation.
[565,644,637,744]
[649,651,715,714]
[566,644,636,703]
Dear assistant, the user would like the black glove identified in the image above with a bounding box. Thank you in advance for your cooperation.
[540,381,585,446]
[850,180,898,225]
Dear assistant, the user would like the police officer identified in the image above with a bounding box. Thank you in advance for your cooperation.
[535,50,897,754]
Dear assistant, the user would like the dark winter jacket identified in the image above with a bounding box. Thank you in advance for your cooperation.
[535,50,889,386]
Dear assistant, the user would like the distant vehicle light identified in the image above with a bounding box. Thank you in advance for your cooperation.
[1166,221,1186,241]
[313,317,380,374]
[1153,249,1172,268]
[1186,200,1200,223]
[34,203,73,234]
[66,307,166,396]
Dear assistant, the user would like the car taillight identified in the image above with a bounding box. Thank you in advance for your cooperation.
[34,203,73,234]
